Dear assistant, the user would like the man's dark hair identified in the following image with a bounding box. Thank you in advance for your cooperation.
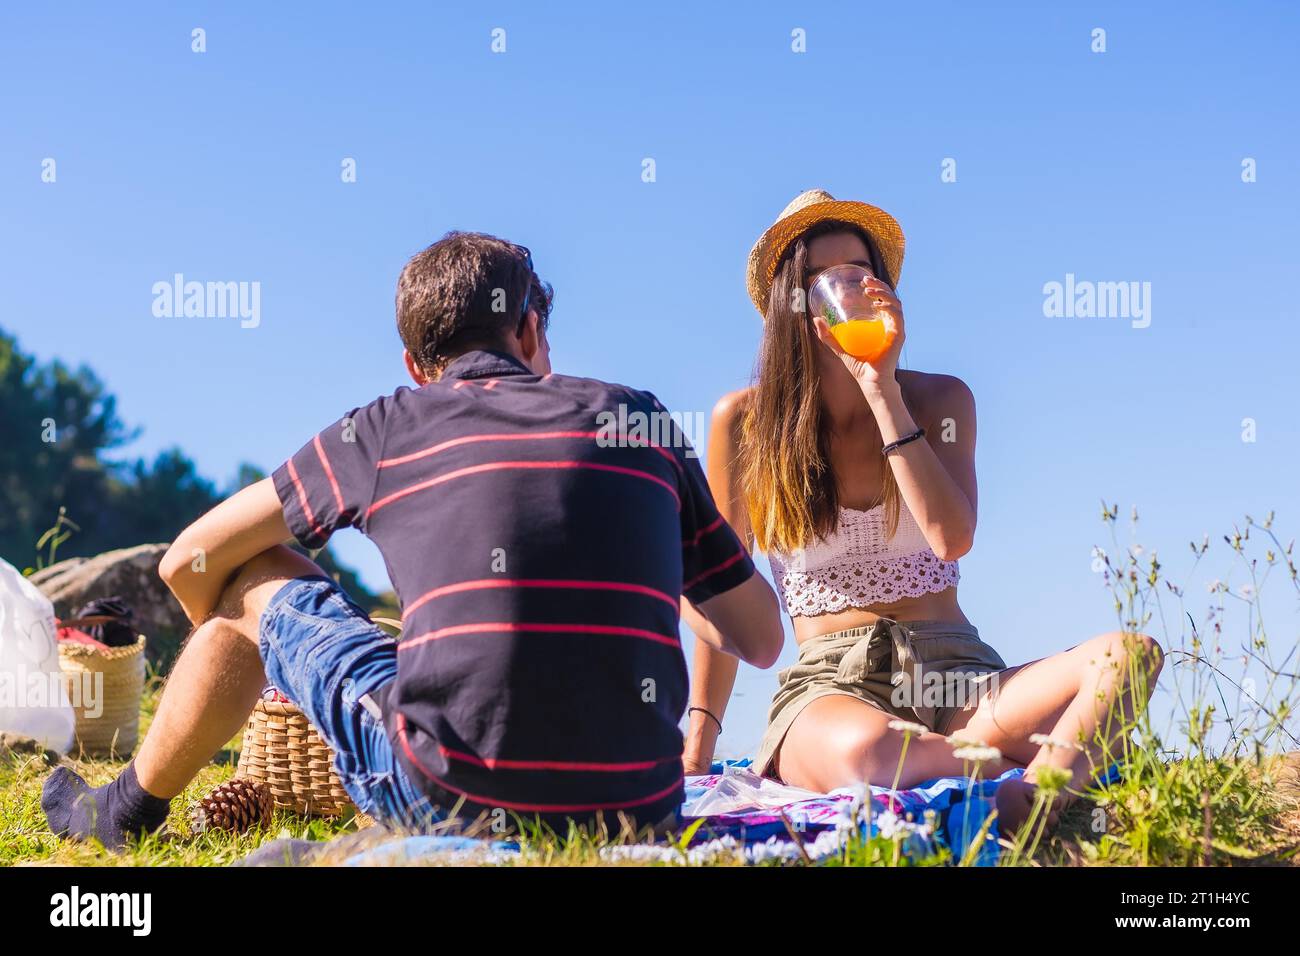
[396,231,553,377]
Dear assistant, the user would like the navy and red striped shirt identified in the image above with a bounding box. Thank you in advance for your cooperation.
[272,350,755,828]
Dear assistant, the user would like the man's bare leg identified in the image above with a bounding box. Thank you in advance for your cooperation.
[134,545,324,797]
[43,545,323,846]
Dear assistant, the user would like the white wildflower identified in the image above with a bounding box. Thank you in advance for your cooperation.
[600,836,746,866]
[745,835,804,864]
[875,809,903,840]
[888,719,929,736]
[806,830,848,860]
[951,744,1002,763]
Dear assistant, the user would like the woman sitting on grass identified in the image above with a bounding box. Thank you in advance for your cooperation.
[682,190,1165,831]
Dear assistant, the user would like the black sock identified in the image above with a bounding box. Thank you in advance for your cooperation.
[42,761,171,849]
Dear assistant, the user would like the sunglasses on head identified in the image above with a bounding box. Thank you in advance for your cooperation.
[516,246,534,333]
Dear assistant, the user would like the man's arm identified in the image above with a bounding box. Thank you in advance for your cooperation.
[158,478,295,624]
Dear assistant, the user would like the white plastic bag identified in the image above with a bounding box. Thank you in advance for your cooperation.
[0,558,75,754]
[682,766,824,817]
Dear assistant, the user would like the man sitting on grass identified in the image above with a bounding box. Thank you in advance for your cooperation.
[43,231,783,847]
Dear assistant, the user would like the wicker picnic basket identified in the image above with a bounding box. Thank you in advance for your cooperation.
[58,634,147,758]
[235,697,355,818]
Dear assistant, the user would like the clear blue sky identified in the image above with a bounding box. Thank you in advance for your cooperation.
[3,1,1297,756]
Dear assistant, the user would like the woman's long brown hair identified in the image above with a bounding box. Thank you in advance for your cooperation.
[741,220,900,555]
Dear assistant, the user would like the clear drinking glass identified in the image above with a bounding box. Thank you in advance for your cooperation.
[807,264,895,362]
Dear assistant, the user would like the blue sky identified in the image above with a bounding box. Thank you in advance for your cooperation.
[3,1,1297,756]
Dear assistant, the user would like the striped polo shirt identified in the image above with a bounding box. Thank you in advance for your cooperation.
[272,349,755,828]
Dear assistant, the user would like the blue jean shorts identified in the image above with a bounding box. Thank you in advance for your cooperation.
[258,575,437,829]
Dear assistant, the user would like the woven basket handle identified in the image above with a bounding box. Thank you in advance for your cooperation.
[58,614,128,629]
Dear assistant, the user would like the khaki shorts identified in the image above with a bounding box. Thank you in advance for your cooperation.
[753,618,1007,779]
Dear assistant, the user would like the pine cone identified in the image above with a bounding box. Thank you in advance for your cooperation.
[191,778,275,834]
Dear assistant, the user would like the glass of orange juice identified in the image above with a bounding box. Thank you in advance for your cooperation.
[808,264,896,362]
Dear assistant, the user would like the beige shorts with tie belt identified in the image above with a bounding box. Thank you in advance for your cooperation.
[752,618,1008,780]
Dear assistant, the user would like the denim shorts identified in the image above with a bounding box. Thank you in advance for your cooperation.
[258,575,438,829]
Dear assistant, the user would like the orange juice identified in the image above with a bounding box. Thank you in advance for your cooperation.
[829,318,894,362]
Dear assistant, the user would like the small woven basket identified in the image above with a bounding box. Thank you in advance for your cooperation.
[236,698,355,818]
[58,635,147,758]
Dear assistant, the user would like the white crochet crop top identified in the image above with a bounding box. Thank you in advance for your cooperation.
[766,501,960,617]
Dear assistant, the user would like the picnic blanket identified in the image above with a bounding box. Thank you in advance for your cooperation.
[238,760,1078,867]
[676,759,1011,865]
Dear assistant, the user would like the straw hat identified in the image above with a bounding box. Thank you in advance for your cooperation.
[746,188,905,318]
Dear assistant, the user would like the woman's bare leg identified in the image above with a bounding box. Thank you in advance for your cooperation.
[775,695,1025,793]
[949,631,1164,778]
[945,630,1165,829]
[773,630,1163,829]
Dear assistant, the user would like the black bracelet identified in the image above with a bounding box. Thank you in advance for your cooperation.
[881,427,925,457]
[688,706,723,733]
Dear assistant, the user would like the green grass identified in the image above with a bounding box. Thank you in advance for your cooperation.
[4,679,1296,867]
[0,677,366,867]
[1041,751,1300,866]
[4,508,1299,867]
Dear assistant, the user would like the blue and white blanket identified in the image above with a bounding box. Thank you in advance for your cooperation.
[240,759,1095,867]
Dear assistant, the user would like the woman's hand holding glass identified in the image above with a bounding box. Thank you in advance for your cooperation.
[809,266,905,390]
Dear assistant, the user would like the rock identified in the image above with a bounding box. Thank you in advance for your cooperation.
[30,544,189,667]
[1277,751,1300,802]
[0,732,60,764]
